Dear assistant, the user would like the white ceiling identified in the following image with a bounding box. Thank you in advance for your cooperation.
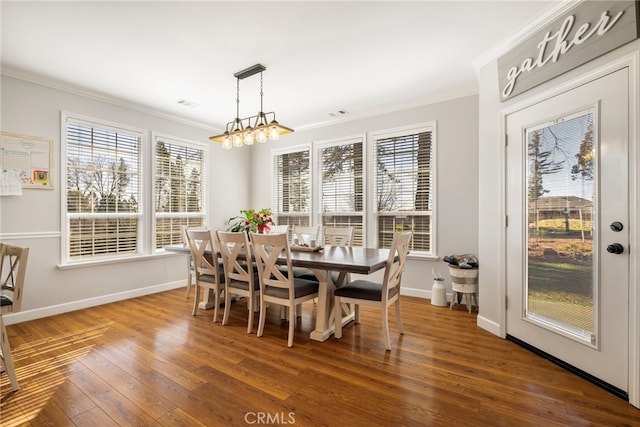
[1,1,559,133]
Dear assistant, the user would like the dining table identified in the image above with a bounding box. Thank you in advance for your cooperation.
[165,243,391,342]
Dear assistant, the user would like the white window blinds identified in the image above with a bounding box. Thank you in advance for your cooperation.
[317,137,364,246]
[373,126,433,253]
[273,148,311,227]
[153,136,207,249]
[65,118,142,260]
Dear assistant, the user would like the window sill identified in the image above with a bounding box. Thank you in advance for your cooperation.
[57,250,181,270]
[407,253,439,262]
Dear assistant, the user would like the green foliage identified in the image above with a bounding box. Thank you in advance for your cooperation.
[226,208,275,233]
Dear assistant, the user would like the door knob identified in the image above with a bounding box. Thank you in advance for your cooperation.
[607,243,624,254]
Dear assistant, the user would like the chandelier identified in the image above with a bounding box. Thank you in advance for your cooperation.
[209,64,294,149]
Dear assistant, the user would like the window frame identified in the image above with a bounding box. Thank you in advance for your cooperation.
[368,122,437,257]
[271,144,313,228]
[60,113,211,267]
[61,112,145,264]
[314,134,366,247]
[151,132,209,252]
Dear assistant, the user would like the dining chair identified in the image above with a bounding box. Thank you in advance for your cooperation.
[323,226,354,247]
[292,225,320,246]
[0,243,30,391]
[250,232,319,347]
[185,229,225,322]
[180,225,196,298]
[322,226,355,285]
[333,231,412,351]
[268,224,289,235]
[0,243,29,315]
[217,231,260,334]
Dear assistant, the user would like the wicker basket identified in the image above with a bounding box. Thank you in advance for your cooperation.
[448,265,478,293]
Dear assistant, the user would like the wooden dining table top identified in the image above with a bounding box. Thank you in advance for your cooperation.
[164,244,391,275]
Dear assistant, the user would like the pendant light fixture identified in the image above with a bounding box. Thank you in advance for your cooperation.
[209,64,294,149]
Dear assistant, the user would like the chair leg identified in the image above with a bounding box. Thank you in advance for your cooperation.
[287,305,295,347]
[381,307,391,351]
[212,287,221,323]
[192,285,200,316]
[246,294,254,334]
[222,287,231,326]
[0,316,19,391]
[395,298,404,335]
[257,301,267,338]
[185,256,193,298]
[334,296,343,339]
[354,304,360,323]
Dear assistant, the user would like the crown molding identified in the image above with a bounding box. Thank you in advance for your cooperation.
[1,65,220,133]
[473,0,581,71]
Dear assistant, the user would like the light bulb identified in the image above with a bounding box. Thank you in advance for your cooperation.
[233,133,243,147]
[256,128,267,143]
[269,126,279,141]
[244,130,254,145]
[222,138,232,149]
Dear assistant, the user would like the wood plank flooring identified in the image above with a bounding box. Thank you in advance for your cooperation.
[1,288,639,426]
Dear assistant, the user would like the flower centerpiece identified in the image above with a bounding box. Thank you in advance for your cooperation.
[226,208,275,234]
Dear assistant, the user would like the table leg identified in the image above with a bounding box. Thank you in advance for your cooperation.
[199,289,217,309]
[310,269,355,342]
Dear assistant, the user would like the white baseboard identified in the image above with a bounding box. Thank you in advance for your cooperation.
[477,315,503,337]
[400,286,429,299]
[3,280,185,325]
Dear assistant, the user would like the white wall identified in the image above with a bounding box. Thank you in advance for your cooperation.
[0,75,250,322]
[248,95,480,298]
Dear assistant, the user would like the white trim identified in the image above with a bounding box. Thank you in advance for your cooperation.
[368,121,437,256]
[2,280,185,325]
[477,315,503,337]
[473,1,580,71]
[627,49,640,409]
[500,51,639,408]
[0,231,61,240]
[56,249,179,270]
[60,111,147,265]
[271,143,313,226]
[150,131,210,252]
[314,133,367,245]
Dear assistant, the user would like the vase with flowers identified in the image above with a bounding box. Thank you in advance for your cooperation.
[226,208,275,234]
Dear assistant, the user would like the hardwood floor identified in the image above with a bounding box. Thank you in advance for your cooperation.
[1,288,639,426]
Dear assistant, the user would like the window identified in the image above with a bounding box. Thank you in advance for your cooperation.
[273,147,311,227]
[316,136,364,246]
[372,123,435,254]
[62,114,209,264]
[153,134,207,249]
[64,115,143,262]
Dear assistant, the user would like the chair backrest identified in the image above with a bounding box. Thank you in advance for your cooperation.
[268,225,289,235]
[381,232,412,297]
[292,225,320,246]
[181,225,208,247]
[217,231,254,288]
[186,229,222,283]
[250,232,293,293]
[323,226,354,247]
[0,243,30,313]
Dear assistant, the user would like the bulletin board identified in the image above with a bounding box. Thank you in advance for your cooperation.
[0,131,53,190]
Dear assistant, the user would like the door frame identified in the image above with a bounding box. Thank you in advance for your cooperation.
[498,51,639,407]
